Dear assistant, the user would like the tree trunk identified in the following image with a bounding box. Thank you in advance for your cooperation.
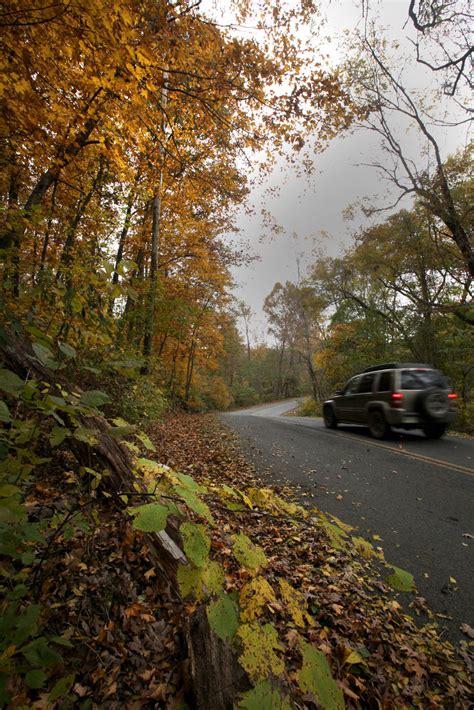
[141,191,162,374]
[39,178,59,273]
[109,178,139,314]
[185,338,197,402]
[56,159,104,282]
[141,79,168,375]
[0,114,101,253]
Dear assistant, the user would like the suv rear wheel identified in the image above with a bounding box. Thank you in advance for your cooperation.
[422,423,447,439]
[368,409,390,439]
[323,405,338,429]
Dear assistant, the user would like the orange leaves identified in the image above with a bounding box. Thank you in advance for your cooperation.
[123,602,155,622]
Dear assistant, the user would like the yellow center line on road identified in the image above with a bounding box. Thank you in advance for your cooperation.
[289,419,474,476]
[326,429,474,476]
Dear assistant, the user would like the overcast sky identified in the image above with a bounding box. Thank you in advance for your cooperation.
[216,0,470,344]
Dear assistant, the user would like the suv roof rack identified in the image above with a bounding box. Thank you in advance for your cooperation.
[362,363,432,373]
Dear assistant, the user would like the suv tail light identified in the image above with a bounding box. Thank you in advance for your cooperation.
[448,393,457,400]
[390,392,404,407]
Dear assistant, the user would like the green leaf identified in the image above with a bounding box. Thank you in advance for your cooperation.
[110,424,137,439]
[48,673,75,702]
[174,471,207,493]
[32,343,59,370]
[180,522,210,568]
[298,640,344,710]
[50,635,74,648]
[0,496,27,523]
[237,680,292,710]
[232,533,267,571]
[129,502,169,532]
[0,401,10,422]
[174,486,213,523]
[207,595,239,641]
[177,564,202,598]
[24,669,47,689]
[73,427,98,445]
[176,560,224,601]
[385,565,415,592]
[0,369,24,395]
[79,390,110,408]
[0,484,21,497]
[135,432,156,452]
[225,501,245,511]
[117,258,137,274]
[13,604,41,645]
[22,637,63,667]
[49,427,70,447]
[58,342,76,359]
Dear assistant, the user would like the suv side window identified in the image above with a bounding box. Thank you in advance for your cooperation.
[378,371,392,392]
[344,376,361,395]
[358,373,375,393]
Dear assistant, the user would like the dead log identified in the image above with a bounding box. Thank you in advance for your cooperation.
[0,327,249,709]
[185,606,250,709]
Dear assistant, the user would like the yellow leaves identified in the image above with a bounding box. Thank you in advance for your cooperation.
[120,6,135,27]
[279,579,315,628]
[238,576,315,629]
[245,487,307,518]
[14,78,30,94]
[238,623,284,683]
[318,514,348,551]
[240,577,277,622]
[342,645,369,669]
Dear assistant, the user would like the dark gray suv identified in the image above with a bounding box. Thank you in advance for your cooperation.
[323,363,457,439]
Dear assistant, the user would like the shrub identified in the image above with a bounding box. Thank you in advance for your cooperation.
[454,400,474,435]
[118,377,167,424]
[295,396,322,417]
[231,382,259,408]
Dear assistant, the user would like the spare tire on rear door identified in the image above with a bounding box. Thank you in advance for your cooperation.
[417,387,449,421]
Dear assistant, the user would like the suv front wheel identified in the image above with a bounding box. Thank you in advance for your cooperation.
[368,410,390,439]
[323,405,338,429]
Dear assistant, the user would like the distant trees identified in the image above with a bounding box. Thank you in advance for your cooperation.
[264,282,325,401]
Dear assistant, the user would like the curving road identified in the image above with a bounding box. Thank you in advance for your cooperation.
[222,400,474,644]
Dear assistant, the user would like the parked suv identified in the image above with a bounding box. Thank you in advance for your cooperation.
[323,363,457,439]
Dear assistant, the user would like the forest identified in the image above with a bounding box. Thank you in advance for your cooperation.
[0,0,472,706]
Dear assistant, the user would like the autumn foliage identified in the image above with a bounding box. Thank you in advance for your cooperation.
[1,0,352,399]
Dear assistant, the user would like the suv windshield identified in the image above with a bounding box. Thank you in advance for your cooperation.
[401,369,447,390]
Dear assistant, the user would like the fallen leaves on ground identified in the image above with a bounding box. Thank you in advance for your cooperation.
[147,412,473,708]
[9,412,473,707]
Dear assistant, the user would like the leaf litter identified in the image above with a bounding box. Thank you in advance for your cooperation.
[9,412,473,708]
[147,412,473,708]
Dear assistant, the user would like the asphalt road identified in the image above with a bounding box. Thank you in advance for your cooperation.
[222,400,474,645]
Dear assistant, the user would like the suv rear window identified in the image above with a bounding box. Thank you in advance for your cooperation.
[401,369,447,390]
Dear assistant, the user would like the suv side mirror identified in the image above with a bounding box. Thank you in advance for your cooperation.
[335,389,344,396]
